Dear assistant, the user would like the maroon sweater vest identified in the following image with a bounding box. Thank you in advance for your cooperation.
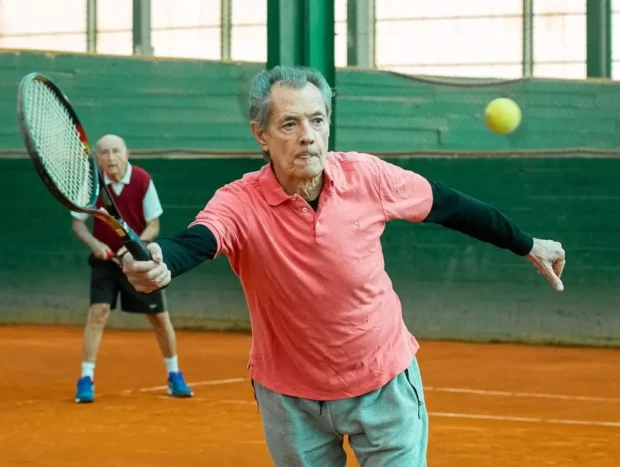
[93,165,151,253]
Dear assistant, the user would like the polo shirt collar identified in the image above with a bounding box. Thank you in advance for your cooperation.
[259,153,338,206]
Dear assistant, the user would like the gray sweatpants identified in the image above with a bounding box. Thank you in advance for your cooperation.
[253,358,428,467]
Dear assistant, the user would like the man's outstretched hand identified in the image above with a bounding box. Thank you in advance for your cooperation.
[526,238,566,292]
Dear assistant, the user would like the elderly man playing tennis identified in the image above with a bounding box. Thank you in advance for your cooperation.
[122,66,566,467]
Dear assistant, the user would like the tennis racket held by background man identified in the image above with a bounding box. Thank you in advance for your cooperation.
[16,72,152,261]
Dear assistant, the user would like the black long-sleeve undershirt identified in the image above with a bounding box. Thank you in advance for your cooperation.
[423,180,533,256]
[157,181,533,279]
[157,225,217,278]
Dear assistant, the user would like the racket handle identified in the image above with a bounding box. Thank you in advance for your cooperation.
[123,230,152,261]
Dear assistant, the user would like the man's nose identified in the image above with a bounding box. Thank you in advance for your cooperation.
[299,122,315,145]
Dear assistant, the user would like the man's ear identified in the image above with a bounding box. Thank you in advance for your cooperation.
[250,121,269,152]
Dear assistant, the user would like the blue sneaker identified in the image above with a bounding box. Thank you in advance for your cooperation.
[75,376,94,403]
[168,371,193,398]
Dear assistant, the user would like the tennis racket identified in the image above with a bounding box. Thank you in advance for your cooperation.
[16,72,152,261]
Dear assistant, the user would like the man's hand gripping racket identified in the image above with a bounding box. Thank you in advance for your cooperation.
[122,243,172,293]
[16,72,151,261]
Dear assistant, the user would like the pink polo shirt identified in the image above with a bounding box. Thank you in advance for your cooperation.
[191,151,433,400]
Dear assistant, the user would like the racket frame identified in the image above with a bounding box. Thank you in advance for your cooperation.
[17,72,151,260]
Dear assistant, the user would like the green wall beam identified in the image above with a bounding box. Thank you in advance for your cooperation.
[267,0,336,150]
[346,0,375,68]
[133,0,153,55]
[220,0,232,60]
[586,0,612,78]
[522,0,533,77]
[86,0,97,53]
[267,0,305,68]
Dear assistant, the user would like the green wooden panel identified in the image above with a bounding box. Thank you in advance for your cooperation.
[4,50,620,153]
[1,156,619,346]
[1,50,620,345]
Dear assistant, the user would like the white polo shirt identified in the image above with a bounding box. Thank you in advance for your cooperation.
[71,163,163,221]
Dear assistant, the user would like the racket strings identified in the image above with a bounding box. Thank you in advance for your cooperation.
[27,80,94,207]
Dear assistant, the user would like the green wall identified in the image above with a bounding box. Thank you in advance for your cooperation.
[0,51,618,346]
[1,50,620,153]
[1,155,618,346]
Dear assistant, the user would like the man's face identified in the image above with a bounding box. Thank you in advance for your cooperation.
[96,136,129,181]
[252,83,330,181]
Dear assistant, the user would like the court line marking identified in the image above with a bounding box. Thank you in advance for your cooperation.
[126,379,620,404]
[120,377,247,395]
[115,378,620,429]
[429,411,620,428]
[215,400,620,428]
[425,386,620,403]
[222,399,256,405]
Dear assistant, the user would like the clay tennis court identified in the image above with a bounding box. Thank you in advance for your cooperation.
[1,325,619,466]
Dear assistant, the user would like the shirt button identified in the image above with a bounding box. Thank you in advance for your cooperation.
[302,207,308,213]
[317,221,320,226]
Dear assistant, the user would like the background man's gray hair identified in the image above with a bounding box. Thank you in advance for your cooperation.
[248,65,334,160]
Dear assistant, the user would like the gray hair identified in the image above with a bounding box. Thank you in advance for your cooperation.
[248,66,334,160]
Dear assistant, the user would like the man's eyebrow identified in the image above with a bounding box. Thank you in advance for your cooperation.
[279,114,298,122]
[278,110,325,123]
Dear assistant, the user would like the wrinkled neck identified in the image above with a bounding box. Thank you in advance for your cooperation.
[273,167,324,201]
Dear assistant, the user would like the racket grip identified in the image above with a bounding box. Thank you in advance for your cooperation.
[123,230,152,261]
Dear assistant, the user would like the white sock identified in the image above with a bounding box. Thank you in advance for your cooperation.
[81,362,95,379]
[165,356,179,374]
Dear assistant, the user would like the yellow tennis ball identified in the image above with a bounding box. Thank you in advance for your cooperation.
[484,97,522,134]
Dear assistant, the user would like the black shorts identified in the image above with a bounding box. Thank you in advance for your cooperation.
[88,256,167,314]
